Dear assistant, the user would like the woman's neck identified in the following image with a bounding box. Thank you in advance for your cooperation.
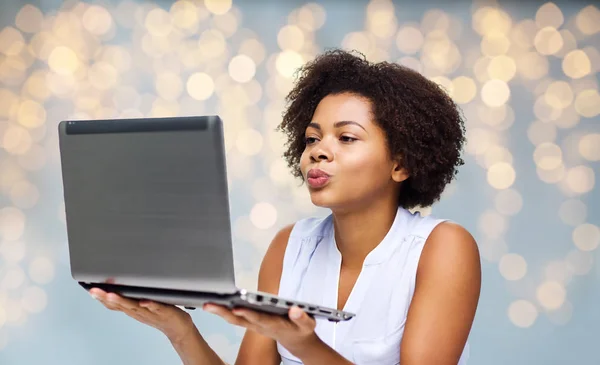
[331,197,399,269]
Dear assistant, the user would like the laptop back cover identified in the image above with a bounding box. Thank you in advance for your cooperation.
[58,115,237,294]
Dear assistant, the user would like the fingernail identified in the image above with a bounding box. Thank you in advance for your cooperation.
[204,305,216,313]
[290,308,302,319]
[90,292,99,300]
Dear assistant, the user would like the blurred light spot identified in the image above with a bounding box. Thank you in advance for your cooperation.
[583,46,600,73]
[480,145,513,169]
[1,267,25,290]
[534,142,562,170]
[555,30,578,58]
[499,253,527,280]
[2,126,32,155]
[495,189,522,216]
[0,307,5,329]
[198,29,227,58]
[15,5,44,33]
[155,72,183,101]
[9,180,39,209]
[398,56,422,73]
[0,240,25,262]
[481,79,510,107]
[276,50,304,79]
[239,39,266,65]
[545,260,572,285]
[47,46,80,76]
[450,76,476,104]
[481,33,510,56]
[480,239,509,262]
[565,165,595,194]
[366,0,396,38]
[573,223,600,252]
[547,300,573,326]
[342,32,375,57]
[187,72,214,100]
[537,163,565,184]
[295,3,327,31]
[566,249,594,275]
[544,81,573,109]
[0,27,25,56]
[249,202,277,230]
[562,50,591,79]
[487,162,515,189]
[252,177,276,202]
[278,25,304,51]
[150,98,179,117]
[575,5,600,35]
[396,26,424,55]
[527,120,556,146]
[517,52,549,80]
[478,210,507,239]
[212,12,238,37]
[510,19,536,50]
[508,300,537,328]
[17,100,46,129]
[21,286,47,313]
[578,133,600,161]
[534,27,563,55]
[145,8,173,37]
[170,0,200,30]
[487,55,516,82]
[535,2,564,29]
[236,128,263,156]
[205,0,232,15]
[472,7,512,36]
[82,5,113,36]
[229,55,256,83]
[574,89,600,118]
[4,299,24,324]
[534,96,562,122]
[536,281,566,310]
[559,199,587,226]
[88,62,118,90]
[29,257,55,284]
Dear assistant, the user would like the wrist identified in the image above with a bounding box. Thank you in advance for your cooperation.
[166,315,198,346]
[285,332,322,359]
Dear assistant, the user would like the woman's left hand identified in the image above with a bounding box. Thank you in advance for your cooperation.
[204,303,319,358]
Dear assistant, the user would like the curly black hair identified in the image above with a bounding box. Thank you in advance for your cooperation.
[276,49,466,209]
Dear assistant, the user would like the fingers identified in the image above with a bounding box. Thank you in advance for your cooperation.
[232,308,286,330]
[203,304,254,329]
[288,306,316,332]
[89,288,143,314]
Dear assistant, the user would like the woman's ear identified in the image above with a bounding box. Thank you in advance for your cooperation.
[391,158,409,183]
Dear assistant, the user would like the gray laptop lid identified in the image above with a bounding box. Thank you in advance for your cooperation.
[58,116,237,294]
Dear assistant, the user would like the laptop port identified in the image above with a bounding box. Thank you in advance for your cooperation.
[319,309,332,315]
[285,301,293,306]
[297,304,305,309]
[255,295,263,302]
[270,298,278,304]
[308,306,316,311]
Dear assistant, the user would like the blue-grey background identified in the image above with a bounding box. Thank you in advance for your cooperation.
[0,0,598,364]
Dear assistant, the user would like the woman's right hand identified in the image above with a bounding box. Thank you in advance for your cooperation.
[89,288,196,344]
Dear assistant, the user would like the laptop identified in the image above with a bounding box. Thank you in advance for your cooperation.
[58,115,354,323]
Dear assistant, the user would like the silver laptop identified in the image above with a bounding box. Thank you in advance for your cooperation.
[58,115,354,322]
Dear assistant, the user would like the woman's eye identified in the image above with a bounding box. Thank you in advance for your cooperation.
[305,137,318,145]
[340,136,357,142]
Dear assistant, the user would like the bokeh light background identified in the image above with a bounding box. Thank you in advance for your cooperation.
[0,0,598,364]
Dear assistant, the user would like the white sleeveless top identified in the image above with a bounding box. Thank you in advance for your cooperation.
[276,207,470,364]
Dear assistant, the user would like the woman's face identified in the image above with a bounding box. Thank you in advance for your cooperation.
[300,93,407,210]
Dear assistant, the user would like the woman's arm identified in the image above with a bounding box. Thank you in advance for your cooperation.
[400,222,481,365]
[234,223,294,365]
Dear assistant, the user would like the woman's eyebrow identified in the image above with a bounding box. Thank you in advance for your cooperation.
[307,121,367,132]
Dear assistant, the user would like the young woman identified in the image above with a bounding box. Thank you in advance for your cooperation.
[90,49,481,365]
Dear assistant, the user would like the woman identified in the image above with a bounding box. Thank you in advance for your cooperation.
[90,49,481,365]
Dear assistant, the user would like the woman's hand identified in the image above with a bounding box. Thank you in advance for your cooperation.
[203,304,319,359]
[89,288,196,344]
